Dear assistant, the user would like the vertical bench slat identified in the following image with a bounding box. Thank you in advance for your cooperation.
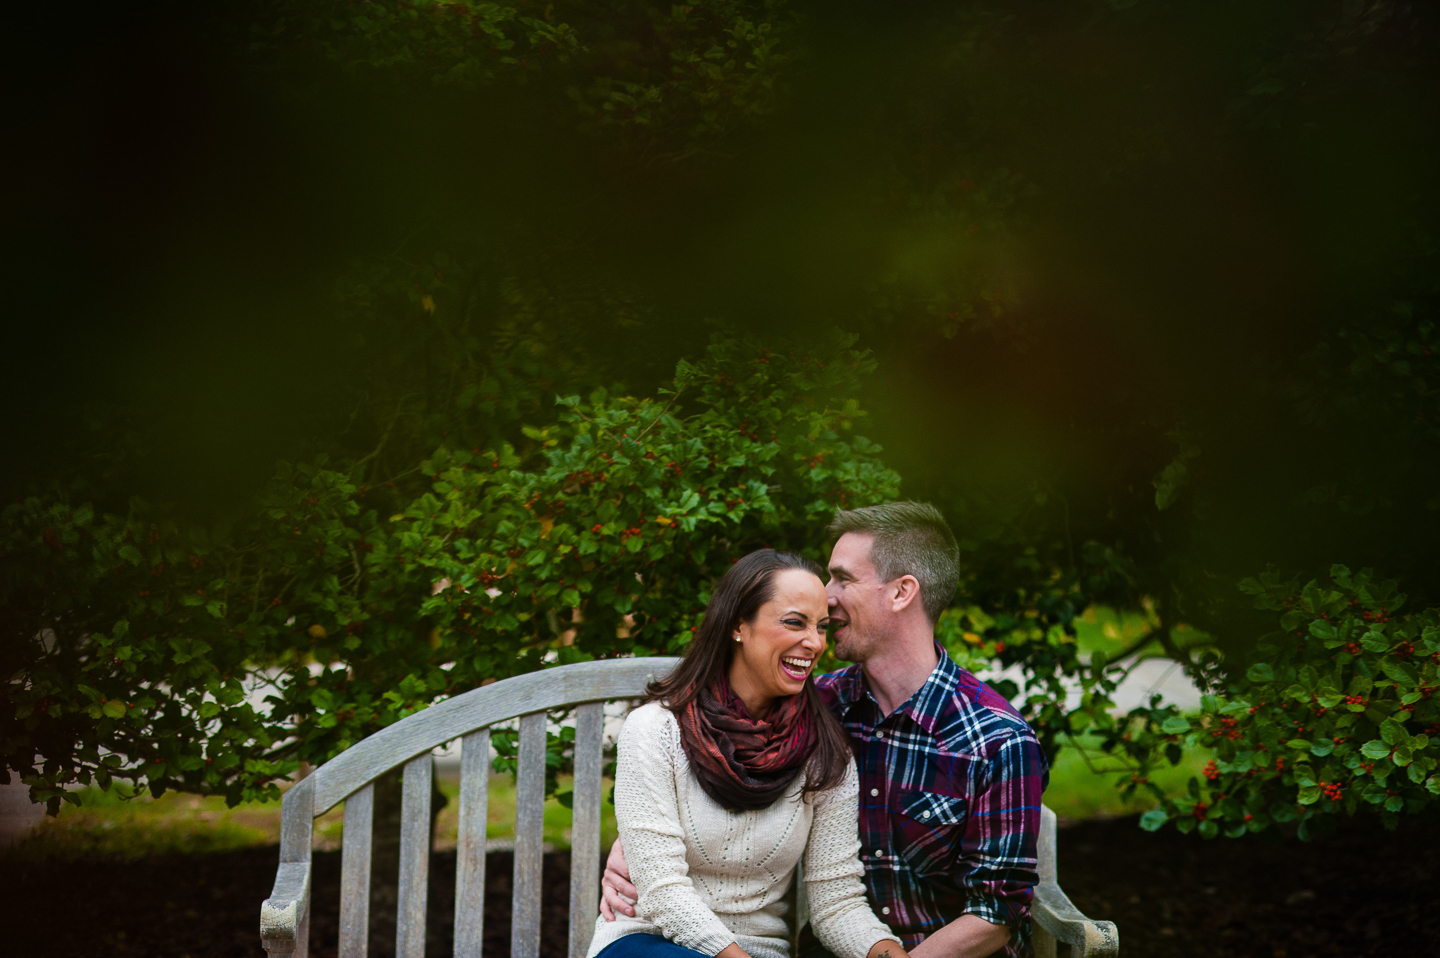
[1032,805,1059,958]
[338,783,374,958]
[512,711,547,958]
[280,775,315,958]
[454,728,491,958]
[397,754,433,958]
[569,703,605,958]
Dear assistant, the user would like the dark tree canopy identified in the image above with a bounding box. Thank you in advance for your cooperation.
[4,0,1440,836]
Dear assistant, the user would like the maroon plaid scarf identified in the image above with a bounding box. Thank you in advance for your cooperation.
[676,677,817,811]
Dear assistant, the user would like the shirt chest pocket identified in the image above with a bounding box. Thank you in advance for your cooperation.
[900,789,968,827]
[896,790,968,875]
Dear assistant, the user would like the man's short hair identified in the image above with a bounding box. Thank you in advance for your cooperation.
[827,501,959,624]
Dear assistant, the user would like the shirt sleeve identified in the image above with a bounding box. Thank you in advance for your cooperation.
[956,728,1048,929]
[804,760,903,958]
[613,706,738,957]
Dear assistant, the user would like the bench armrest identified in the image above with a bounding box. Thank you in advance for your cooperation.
[260,862,312,956]
[1032,880,1118,958]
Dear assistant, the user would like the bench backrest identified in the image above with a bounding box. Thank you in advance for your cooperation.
[263,657,1071,958]
[267,657,681,958]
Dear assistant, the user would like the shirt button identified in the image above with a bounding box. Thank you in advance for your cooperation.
[875,731,884,739]
[870,788,879,797]
[882,907,890,915]
[921,811,931,820]
[874,849,884,857]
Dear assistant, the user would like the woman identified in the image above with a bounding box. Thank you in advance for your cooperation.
[587,550,907,958]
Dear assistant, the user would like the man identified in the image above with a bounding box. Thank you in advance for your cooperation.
[601,502,1048,958]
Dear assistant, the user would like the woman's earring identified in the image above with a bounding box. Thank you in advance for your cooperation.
[734,633,742,642]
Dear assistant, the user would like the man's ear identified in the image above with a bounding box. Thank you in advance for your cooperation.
[890,575,923,615]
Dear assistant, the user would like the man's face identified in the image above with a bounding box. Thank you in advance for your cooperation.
[826,532,891,662]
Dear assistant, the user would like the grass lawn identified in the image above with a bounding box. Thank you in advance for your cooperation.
[8,772,603,861]
[14,744,1200,860]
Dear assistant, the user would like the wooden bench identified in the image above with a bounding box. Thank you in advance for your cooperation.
[258,658,1118,958]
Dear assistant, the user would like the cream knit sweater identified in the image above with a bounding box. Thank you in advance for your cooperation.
[586,702,900,958]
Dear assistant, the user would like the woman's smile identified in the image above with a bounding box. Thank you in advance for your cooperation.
[779,654,814,681]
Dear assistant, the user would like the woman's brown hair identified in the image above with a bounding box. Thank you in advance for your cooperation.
[645,548,852,801]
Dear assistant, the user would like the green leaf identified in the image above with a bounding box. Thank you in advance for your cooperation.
[1381,719,1408,746]
[1246,663,1275,684]
[101,700,126,719]
[1309,740,1335,757]
[1139,809,1169,831]
[1161,717,1191,734]
[1385,794,1405,812]
[1361,740,1393,760]
[1296,785,1321,805]
[1198,819,1219,839]
[1362,632,1391,653]
[1379,655,1417,682]
[1269,802,1298,823]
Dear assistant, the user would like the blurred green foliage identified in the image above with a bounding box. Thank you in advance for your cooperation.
[4,0,1440,838]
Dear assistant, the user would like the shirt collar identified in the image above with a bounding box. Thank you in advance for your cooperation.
[833,642,963,733]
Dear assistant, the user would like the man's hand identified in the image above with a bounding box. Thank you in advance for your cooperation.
[865,940,912,958]
[599,837,638,920]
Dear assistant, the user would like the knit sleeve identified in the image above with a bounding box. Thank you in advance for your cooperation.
[803,760,902,958]
[614,704,738,957]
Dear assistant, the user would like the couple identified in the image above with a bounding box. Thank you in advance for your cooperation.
[585,502,1049,958]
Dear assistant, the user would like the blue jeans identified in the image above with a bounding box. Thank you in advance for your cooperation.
[593,935,713,958]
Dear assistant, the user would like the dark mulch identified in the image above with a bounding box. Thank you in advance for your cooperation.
[0,846,584,958]
[1056,812,1440,957]
[4,813,1438,958]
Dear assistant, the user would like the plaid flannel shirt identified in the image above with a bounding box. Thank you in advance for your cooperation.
[814,646,1049,958]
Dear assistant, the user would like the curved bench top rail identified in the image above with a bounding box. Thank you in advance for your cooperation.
[304,657,680,815]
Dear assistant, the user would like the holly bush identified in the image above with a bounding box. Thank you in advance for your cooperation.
[1123,565,1440,838]
[1,334,898,812]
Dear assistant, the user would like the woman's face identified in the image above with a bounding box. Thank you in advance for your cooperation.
[727,568,830,718]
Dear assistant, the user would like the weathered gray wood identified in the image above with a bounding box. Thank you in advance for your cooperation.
[339,783,374,958]
[396,754,433,958]
[1038,804,1058,883]
[1032,804,1058,958]
[311,659,678,814]
[263,662,1118,958]
[261,775,316,958]
[261,862,312,956]
[1032,879,1119,958]
[568,703,604,958]
[512,711,547,958]
[454,728,491,958]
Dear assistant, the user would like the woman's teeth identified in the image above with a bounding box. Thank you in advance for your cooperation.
[780,656,813,677]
